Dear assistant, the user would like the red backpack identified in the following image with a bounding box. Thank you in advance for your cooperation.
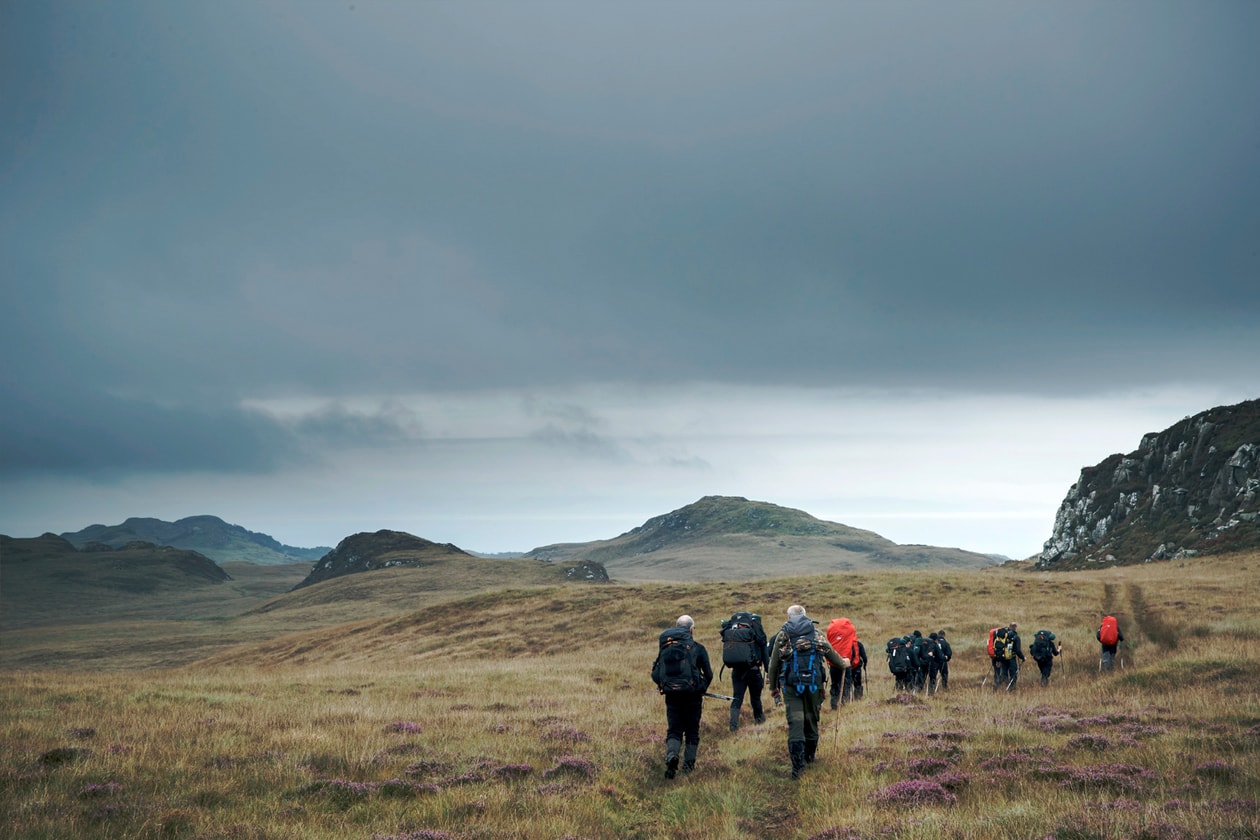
[987,627,1000,658]
[1099,615,1119,646]
[826,618,862,670]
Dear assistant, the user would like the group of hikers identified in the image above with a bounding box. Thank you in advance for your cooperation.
[651,607,1127,780]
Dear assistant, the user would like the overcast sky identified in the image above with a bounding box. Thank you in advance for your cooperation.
[3,1,1257,559]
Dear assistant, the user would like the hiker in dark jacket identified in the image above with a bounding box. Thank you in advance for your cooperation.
[909,630,933,693]
[935,630,953,690]
[720,613,768,731]
[1000,622,1026,690]
[926,633,944,695]
[652,614,713,778]
[768,605,849,779]
[1030,629,1063,686]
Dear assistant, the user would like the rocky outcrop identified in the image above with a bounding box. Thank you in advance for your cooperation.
[1038,399,1260,569]
[293,530,473,589]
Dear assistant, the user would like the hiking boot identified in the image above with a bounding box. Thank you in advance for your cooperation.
[682,760,695,774]
[730,723,738,732]
[753,713,766,725]
[804,740,817,764]
[789,741,806,780]
[829,699,839,710]
[664,754,679,779]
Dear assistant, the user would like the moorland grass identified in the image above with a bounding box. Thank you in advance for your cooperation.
[2,551,1258,839]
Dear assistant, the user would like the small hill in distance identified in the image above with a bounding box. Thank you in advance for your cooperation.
[527,495,998,581]
[61,515,330,566]
[290,528,609,591]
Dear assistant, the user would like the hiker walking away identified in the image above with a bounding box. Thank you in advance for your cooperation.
[768,605,849,779]
[987,626,1005,687]
[909,630,933,693]
[719,611,769,731]
[1097,615,1124,671]
[1000,622,1026,690]
[825,617,864,709]
[935,630,953,690]
[1030,629,1063,686]
[926,633,944,695]
[651,614,713,778]
[887,635,914,692]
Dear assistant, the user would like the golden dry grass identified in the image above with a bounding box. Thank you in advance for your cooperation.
[2,550,1258,839]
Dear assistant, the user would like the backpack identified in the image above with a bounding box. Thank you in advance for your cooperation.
[826,618,862,670]
[652,627,701,693]
[886,637,912,675]
[1030,630,1054,661]
[782,623,826,695]
[992,627,1010,660]
[1099,616,1119,646]
[987,627,1000,658]
[721,612,763,668]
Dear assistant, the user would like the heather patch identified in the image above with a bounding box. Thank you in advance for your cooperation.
[542,755,597,781]
[1067,733,1138,751]
[1194,760,1235,779]
[38,747,93,766]
[1037,714,1081,732]
[371,831,456,840]
[67,726,96,739]
[492,763,533,780]
[385,720,423,734]
[1036,762,1156,792]
[77,782,123,799]
[806,828,865,840]
[979,747,1052,770]
[541,725,590,744]
[404,759,451,778]
[868,779,957,807]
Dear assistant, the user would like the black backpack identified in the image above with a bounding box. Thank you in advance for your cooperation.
[652,627,701,693]
[783,626,825,695]
[886,637,912,675]
[1030,630,1055,661]
[721,612,763,668]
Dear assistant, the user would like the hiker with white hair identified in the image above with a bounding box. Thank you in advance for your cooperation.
[768,605,849,779]
[651,614,713,778]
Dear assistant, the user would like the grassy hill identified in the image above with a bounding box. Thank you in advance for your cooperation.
[60,514,331,565]
[528,495,998,580]
[2,550,1258,839]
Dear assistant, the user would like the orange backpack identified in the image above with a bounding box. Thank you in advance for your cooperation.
[1099,615,1119,646]
[826,618,862,670]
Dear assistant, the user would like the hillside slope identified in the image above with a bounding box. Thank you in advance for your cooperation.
[62,515,330,565]
[0,533,241,629]
[1039,398,1260,569]
[528,495,997,580]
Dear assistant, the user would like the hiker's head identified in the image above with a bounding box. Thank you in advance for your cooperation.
[913,629,922,638]
[1008,622,1018,631]
[676,615,695,632]
[938,630,947,638]
[787,604,806,620]
[929,632,938,640]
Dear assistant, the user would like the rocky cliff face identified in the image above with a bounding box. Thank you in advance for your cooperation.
[1038,399,1260,569]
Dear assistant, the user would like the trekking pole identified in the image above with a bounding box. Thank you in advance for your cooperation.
[704,691,737,702]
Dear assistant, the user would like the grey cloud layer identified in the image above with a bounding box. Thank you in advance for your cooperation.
[3,2,1258,477]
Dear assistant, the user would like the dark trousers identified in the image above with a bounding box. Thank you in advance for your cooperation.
[939,659,950,689]
[829,663,863,705]
[729,665,765,726]
[664,692,703,762]
[1036,658,1054,686]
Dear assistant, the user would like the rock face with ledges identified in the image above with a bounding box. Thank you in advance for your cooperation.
[1038,399,1260,569]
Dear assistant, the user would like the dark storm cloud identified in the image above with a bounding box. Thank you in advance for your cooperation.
[2,1,1258,480]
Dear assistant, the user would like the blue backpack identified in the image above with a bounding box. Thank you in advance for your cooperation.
[783,626,825,695]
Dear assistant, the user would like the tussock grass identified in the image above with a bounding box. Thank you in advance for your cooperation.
[2,551,1259,838]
